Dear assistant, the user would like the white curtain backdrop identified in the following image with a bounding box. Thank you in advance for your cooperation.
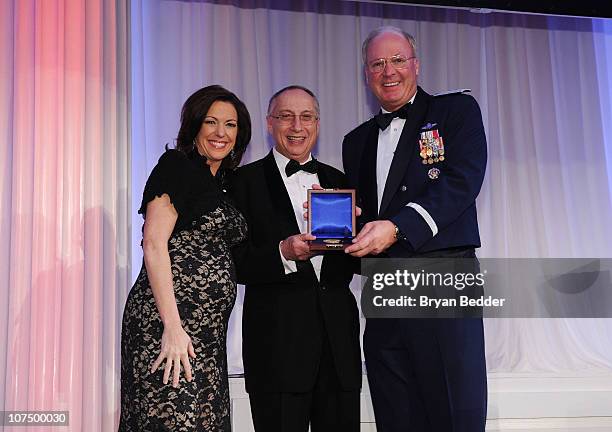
[3,1,610,429]
[129,0,612,375]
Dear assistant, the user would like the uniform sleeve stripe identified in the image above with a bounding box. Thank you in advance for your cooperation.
[407,202,438,236]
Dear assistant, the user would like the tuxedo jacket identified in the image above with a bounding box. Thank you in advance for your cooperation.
[343,87,487,256]
[230,151,361,394]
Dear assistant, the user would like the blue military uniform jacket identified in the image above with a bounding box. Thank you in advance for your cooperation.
[342,86,487,256]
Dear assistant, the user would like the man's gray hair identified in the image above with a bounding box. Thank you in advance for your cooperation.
[362,26,417,64]
[267,85,320,115]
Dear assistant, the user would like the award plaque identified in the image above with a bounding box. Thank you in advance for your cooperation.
[307,189,356,251]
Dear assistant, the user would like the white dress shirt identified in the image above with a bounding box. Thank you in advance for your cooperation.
[273,148,323,280]
[376,92,438,237]
[376,92,417,213]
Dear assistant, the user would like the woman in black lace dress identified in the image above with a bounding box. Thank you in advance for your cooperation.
[120,85,251,431]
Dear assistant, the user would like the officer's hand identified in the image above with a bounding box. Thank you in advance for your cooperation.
[345,220,396,257]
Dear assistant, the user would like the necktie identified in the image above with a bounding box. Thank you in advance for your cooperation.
[374,103,411,130]
[285,159,318,177]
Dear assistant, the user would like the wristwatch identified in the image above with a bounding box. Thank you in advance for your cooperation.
[392,223,402,240]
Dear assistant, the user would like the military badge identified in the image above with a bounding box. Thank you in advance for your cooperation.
[428,167,440,179]
[421,122,437,130]
[419,127,445,165]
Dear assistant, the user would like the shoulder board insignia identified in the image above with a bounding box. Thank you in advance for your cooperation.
[433,88,471,97]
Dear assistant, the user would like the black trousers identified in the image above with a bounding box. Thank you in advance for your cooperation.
[248,327,360,432]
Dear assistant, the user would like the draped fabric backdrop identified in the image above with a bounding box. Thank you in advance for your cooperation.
[1,1,130,430]
[129,0,612,375]
[1,0,612,430]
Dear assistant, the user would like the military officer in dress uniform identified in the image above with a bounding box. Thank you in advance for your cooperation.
[342,26,488,432]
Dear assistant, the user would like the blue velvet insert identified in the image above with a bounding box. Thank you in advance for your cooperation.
[311,193,353,238]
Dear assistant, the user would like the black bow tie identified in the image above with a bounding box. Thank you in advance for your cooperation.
[285,158,318,177]
[374,103,411,130]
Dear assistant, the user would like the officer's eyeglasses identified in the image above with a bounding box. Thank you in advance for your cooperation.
[367,55,416,74]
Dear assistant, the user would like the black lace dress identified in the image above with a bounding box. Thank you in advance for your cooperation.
[120,149,246,432]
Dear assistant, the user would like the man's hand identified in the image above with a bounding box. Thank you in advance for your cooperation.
[281,233,317,261]
[345,220,397,257]
[302,184,362,219]
[302,184,324,220]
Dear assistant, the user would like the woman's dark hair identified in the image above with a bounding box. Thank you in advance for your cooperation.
[176,85,251,170]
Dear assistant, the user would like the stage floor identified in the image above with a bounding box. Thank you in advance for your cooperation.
[229,371,612,431]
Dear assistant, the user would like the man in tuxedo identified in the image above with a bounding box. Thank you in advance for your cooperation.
[231,86,361,431]
[342,27,488,431]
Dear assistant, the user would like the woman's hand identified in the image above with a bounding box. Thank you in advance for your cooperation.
[143,195,195,388]
[150,323,196,387]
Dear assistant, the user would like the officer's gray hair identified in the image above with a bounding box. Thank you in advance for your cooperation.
[362,26,417,64]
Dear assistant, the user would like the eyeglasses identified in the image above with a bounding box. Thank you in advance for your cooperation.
[269,112,319,125]
[366,55,416,74]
